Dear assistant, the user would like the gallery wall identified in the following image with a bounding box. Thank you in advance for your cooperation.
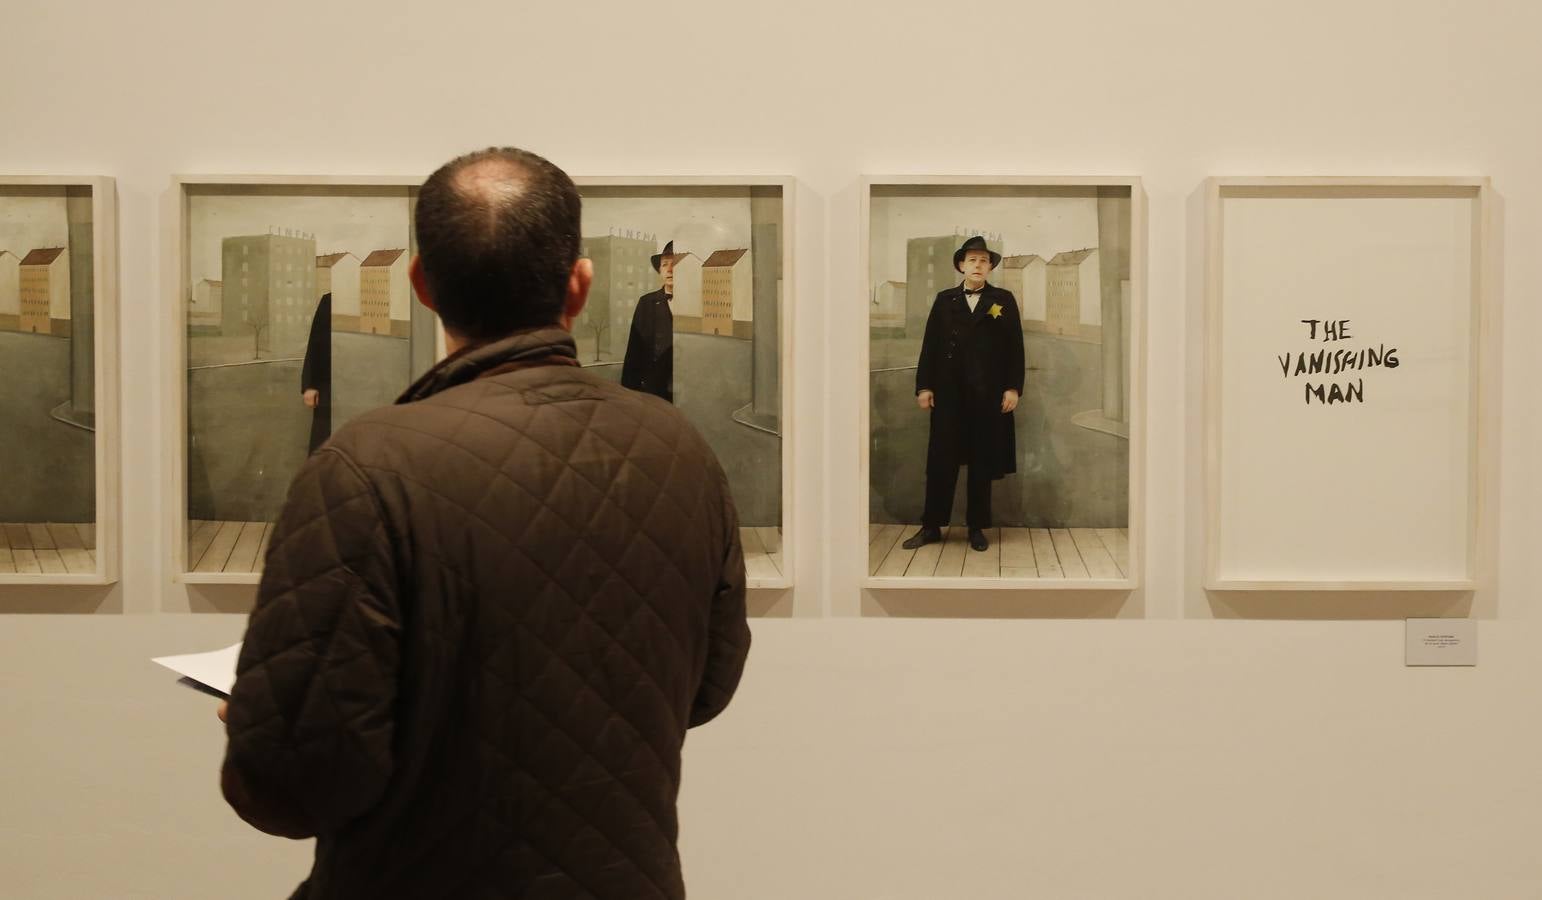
[3,0,1541,897]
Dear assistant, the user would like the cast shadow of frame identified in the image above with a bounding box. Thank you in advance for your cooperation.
[748,589,794,618]
[186,584,258,614]
[0,585,121,614]
[188,584,798,618]
[1204,590,1473,620]
[863,588,1139,619]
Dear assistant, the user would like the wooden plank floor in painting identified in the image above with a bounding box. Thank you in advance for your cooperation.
[740,527,785,582]
[0,523,98,575]
[185,521,788,582]
[188,521,273,574]
[869,524,1130,581]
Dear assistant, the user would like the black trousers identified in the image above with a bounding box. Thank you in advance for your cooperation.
[921,446,992,530]
[308,402,331,456]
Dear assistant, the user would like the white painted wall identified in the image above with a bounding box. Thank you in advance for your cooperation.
[2,0,1541,897]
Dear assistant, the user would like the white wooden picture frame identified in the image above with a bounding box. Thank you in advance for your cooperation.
[1202,176,1495,591]
[573,176,795,591]
[861,176,1147,592]
[167,175,426,585]
[0,176,119,585]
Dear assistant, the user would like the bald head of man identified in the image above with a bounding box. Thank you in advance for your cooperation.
[411,147,591,351]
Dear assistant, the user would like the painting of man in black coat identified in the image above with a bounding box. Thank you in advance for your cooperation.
[902,236,1026,553]
[620,240,676,402]
[300,292,331,455]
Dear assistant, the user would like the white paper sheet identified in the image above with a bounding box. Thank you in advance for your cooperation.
[151,642,242,697]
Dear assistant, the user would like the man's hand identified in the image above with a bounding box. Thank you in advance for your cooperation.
[1001,390,1019,414]
[302,389,320,409]
[217,701,229,723]
[917,390,935,410]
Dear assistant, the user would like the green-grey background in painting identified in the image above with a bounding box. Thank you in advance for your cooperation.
[575,185,783,526]
[0,186,96,523]
[868,185,1132,528]
[186,186,430,524]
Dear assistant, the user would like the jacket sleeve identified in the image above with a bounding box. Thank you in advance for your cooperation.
[221,446,401,839]
[689,460,750,728]
[1001,290,1025,395]
[915,294,945,395]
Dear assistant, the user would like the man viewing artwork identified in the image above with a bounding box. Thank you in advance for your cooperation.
[217,147,751,900]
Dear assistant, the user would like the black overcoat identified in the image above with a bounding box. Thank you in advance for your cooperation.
[620,289,673,402]
[300,292,332,454]
[914,284,1026,479]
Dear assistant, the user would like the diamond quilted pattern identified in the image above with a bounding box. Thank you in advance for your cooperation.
[221,327,750,900]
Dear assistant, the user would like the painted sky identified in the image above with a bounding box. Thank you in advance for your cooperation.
[188,192,411,287]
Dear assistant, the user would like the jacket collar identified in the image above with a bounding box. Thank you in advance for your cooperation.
[949,282,996,322]
[397,325,579,404]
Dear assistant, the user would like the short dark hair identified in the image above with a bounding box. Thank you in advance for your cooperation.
[414,147,581,341]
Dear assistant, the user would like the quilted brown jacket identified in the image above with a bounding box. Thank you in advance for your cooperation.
[221,325,751,900]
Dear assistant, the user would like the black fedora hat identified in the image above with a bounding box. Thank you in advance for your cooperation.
[953,235,1002,272]
[650,240,675,272]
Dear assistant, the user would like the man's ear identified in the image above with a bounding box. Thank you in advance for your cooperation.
[562,257,593,326]
[409,255,436,313]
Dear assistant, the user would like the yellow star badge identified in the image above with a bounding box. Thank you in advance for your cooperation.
[988,303,1003,319]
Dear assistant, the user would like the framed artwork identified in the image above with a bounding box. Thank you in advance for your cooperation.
[168,176,437,583]
[862,176,1145,590]
[0,176,118,584]
[1203,176,1495,591]
[573,177,793,589]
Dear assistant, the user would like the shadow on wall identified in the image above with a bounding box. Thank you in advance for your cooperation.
[584,331,781,526]
[0,332,94,522]
[870,332,1128,528]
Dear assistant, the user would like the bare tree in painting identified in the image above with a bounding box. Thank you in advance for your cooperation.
[585,319,607,362]
[243,312,268,361]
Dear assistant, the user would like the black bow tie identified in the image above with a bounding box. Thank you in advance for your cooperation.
[963,287,984,295]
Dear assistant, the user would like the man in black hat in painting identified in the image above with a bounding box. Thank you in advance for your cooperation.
[620,239,676,402]
[902,235,1025,553]
[300,291,332,455]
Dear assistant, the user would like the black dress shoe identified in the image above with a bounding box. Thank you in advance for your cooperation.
[901,527,941,550]
[968,528,989,552]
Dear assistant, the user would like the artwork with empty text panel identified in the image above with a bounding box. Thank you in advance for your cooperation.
[1205,179,1491,589]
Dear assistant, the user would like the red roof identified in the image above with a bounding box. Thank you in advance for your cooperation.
[702,249,749,268]
[360,249,407,267]
[316,252,356,267]
[20,247,66,266]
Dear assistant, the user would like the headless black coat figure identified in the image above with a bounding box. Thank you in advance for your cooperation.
[300,292,332,455]
[620,240,676,402]
[903,236,1025,553]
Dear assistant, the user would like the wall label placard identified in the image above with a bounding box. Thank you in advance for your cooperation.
[1405,618,1477,667]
